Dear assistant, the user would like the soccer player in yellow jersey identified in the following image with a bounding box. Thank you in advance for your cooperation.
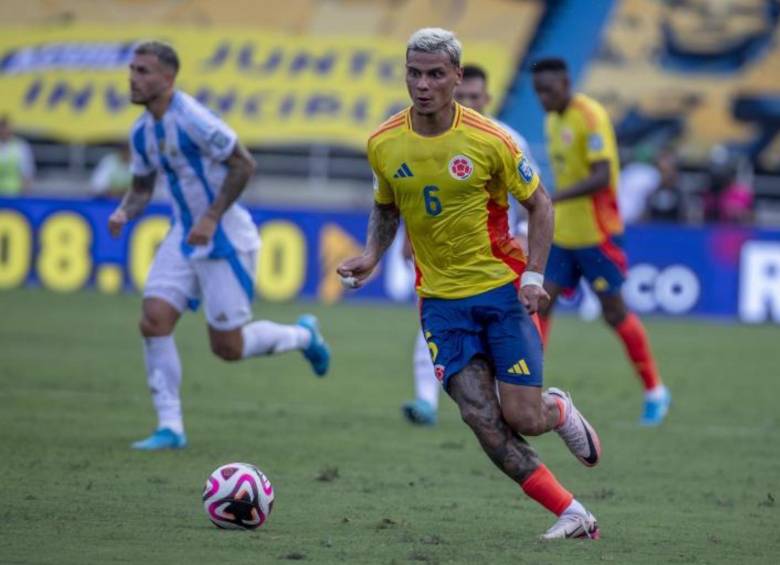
[338,28,602,540]
[401,63,540,426]
[531,57,671,426]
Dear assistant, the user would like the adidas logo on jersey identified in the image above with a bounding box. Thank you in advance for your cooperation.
[393,163,414,178]
[507,359,531,375]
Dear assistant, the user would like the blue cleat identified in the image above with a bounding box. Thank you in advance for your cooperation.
[131,428,187,450]
[297,314,330,377]
[639,386,671,427]
[401,399,437,426]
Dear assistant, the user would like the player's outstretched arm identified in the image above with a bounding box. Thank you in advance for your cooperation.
[519,184,553,313]
[187,143,256,246]
[337,202,400,288]
[108,172,156,238]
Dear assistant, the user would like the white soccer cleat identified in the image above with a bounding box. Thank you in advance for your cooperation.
[541,510,600,540]
[547,388,601,467]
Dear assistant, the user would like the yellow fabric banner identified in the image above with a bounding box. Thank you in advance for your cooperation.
[0,25,516,148]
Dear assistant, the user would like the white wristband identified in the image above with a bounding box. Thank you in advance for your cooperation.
[520,271,544,288]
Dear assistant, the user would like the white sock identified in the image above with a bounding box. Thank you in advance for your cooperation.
[413,328,440,410]
[562,498,587,517]
[645,384,668,400]
[143,335,183,435]
[241,320,310,358]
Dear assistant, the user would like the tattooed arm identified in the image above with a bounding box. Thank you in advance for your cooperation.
[336,202,400,287]
[365,202,401,264]
[187,143,257,245]
[108,172,156,237]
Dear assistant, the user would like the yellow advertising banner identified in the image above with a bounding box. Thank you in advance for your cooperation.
[0,25,517,148]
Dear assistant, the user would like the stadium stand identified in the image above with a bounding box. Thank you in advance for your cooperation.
[581,0,780,224]
[0,0,541,208]
[0,0,777,222]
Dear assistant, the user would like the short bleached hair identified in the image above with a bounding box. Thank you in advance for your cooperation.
[406,27,462,66]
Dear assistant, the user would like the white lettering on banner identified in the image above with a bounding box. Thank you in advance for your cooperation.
[655,266,701,314]
[623,264,659,313]
[739,241,780,323]
[623,264,700,314]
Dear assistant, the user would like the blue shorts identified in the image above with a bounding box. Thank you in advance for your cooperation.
[419,282,543,390]
[546,237,627,296]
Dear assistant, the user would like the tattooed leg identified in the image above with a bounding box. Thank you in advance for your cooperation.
[448,357,541,483]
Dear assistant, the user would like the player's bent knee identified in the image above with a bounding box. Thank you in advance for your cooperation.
[211,342,242,362]
[140,299,179,337]
[459,406,501,442]
[502,406,544,436]
[139,314,173,337]
[602,307,626,328]
[210,337,243,362]
[458,404,484,429]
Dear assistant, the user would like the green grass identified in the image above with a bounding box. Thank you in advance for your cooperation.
[1,288,778,564]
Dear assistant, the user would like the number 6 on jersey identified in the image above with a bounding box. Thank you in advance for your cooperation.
[423,185,442,216]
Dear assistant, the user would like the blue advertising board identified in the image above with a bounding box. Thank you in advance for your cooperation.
[1,197,779,323]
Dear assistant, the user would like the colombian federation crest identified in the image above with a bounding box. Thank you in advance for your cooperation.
[448,155,474,180]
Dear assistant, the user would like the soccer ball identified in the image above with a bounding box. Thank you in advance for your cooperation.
[202,462,274,530]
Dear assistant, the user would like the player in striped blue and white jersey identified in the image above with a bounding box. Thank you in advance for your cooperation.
[109,41,330,450]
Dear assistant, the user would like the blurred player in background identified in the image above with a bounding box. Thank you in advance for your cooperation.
[401,63,539,426]
[0,115,35,196]
[90,142,132,199]
[339,29,601,539]
[531,57,670,426]
[109,41,331,450]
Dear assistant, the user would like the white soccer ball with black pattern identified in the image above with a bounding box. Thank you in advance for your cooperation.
[202,462,274,530]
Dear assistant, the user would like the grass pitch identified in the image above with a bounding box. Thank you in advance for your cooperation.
[1,289,778,564]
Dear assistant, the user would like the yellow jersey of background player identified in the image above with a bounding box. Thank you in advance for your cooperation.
[532,56,671,427]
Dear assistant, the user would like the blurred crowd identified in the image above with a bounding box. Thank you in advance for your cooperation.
[0,116,35,196]
[0,112,761,228]
[618,143,755,226]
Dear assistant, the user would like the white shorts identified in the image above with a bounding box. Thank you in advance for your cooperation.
[144,232,257,331]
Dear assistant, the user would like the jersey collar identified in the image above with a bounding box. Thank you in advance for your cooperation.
[405,102,463,138]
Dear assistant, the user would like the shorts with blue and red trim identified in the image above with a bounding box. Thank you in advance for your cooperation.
[419,282,544,391]
[545,236,627,295]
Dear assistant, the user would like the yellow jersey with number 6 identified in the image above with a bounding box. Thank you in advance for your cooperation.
[368,103,539,299]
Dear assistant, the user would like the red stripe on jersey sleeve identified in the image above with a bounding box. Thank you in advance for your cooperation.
[486,199,527,276]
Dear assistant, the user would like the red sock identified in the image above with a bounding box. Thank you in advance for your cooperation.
[537,315,550,349]
[615,313,661,391]
[521,464,573,516]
